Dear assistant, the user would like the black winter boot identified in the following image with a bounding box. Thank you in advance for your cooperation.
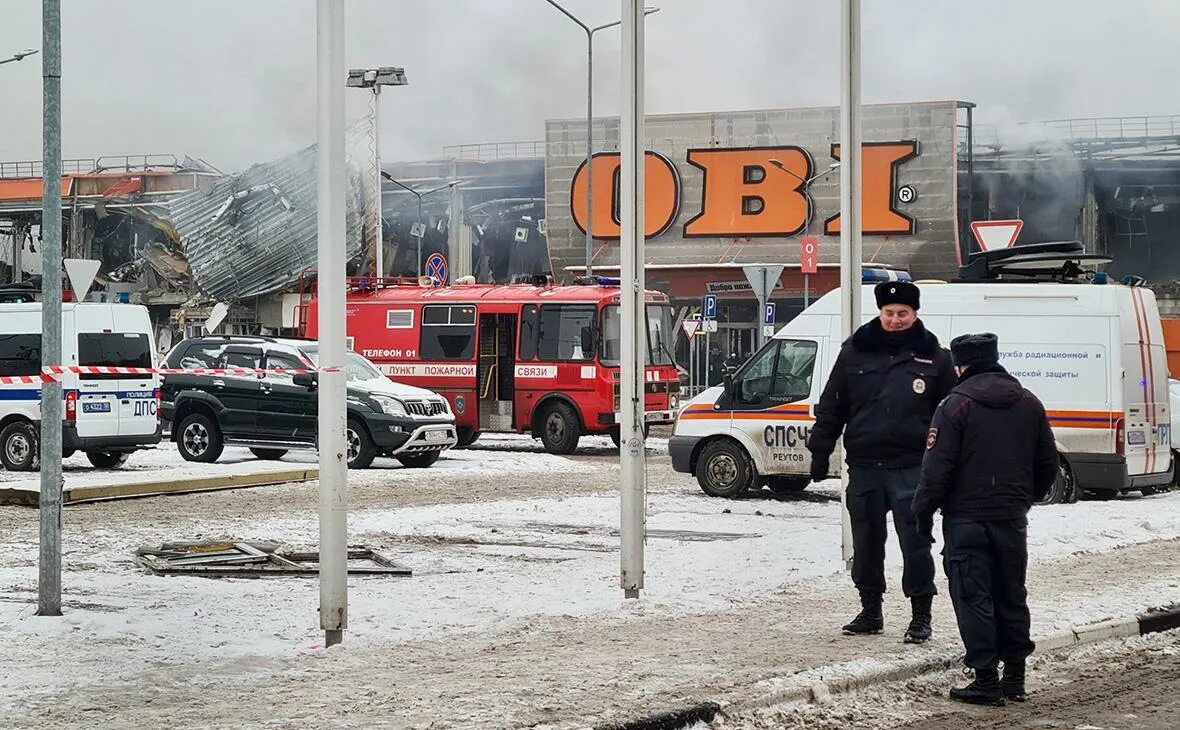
[1002,660,1027,702]
[842,593,883,635]
[903,594,933,644]
[950,667,1005,706]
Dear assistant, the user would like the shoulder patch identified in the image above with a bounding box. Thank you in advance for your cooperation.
[926,427,939,450]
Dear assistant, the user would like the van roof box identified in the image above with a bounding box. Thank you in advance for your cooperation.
[957,241,1112,282]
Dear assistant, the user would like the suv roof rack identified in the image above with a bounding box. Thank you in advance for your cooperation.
[956,241,1113,282]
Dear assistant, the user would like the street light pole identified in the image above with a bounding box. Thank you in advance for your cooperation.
[542,1,659,278]
[346,67,408,279]
[381,173,462,277]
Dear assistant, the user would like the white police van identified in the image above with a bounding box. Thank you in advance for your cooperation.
[671,245,1172,503]
[0,301,162,471]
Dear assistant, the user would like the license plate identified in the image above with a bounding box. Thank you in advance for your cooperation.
[425,430,448,441]
[82,402,111,413]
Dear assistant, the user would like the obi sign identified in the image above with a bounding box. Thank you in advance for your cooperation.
[569,142,920,240]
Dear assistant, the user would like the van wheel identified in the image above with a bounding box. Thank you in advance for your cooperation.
[346,418,377,469]
[696,440,754,498]
[176,413,224,463]
[250,448,288,461]
[86,451,129,469]
[0,421,40,472]
[538,402,580,455]
[768,476,810,494]
[397,451,441,468]
[1039,456,1078,505]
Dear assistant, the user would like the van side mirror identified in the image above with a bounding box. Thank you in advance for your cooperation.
[723,372,735,395]
[293,372,317,389]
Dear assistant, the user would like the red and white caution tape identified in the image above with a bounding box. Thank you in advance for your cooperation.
[0,365,342,385]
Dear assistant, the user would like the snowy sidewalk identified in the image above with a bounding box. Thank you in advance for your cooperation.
[3,483,1180,728]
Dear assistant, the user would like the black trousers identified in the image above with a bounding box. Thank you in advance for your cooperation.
[847,465,936,598]
[943,517,1035,670]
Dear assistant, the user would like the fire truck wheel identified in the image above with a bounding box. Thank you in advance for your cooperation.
[696,439,754,498]
[456,428,481,448]
[0,421,40,472]
[538,402,581,455]
[85,451,129,469]
[346,418,377,469]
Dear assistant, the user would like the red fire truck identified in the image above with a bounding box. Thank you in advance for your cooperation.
[302,276,681,454]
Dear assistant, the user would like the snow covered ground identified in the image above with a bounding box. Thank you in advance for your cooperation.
[2,457,1180,708]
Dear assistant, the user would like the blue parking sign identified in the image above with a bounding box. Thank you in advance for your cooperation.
[764,302,776,325]
[703,294,717,319]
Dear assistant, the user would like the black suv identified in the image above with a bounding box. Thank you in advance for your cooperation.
[161,336,457,469]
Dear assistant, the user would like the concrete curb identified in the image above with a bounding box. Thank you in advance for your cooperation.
[595,603,1180,730]
[0,467,319,507]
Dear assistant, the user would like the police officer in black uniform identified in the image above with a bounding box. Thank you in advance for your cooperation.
[808,281,956,643]
[913,333,1058,706]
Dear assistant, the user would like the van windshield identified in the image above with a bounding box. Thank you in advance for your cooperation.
[302,347,384,382]
[600,305,676,367]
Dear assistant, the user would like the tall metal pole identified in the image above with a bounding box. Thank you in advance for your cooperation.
[416,195,423,276]
[619,0,646,599]
[37,0,63,618]
[585,29,594,276]
[316,0,348,647]
[838,0,862,571]
[373,86,384,279]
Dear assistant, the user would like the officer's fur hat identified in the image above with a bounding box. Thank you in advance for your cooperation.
[950,333,1000,369]
[873,280,920,311]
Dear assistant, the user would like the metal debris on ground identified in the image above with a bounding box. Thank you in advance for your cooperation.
[134,541,411,578]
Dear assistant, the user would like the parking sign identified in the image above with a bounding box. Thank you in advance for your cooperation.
[703,294,717,319]
[763,302,776,326]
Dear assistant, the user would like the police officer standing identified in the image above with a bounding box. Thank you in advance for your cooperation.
[808,281,956,643]
[913,333,1058,706]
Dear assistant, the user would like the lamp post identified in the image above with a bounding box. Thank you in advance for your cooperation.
[0,48,38,66]
[381,172,463,276]
[769,159,840,305]
[346,67,408,279]
[542,1,659,277]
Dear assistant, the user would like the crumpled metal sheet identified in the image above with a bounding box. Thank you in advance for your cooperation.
[168,141,366,301]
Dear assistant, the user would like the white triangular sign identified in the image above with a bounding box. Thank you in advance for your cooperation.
[970,220,1023,251]
[681,319,700,338]
[63,258,101,301]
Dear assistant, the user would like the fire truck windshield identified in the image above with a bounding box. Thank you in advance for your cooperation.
[600,305,676,367]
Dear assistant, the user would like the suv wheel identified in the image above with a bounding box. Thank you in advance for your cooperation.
[0,421,40,472]
[397,451,441,468]
[176,413,224,463]
[86,451,129,469]
[696,439,754,498]
[346,418,377,469]
[538,402,580,455]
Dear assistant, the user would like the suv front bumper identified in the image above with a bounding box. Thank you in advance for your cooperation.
[366,413,458,454]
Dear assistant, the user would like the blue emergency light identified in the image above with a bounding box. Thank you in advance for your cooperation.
[861,268,912,283]
[595,276,621,287]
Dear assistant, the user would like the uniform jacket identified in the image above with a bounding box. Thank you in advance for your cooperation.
[807,318,956,469]
[913,365,1059,523]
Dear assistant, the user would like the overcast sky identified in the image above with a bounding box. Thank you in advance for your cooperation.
[1,0,1176,172]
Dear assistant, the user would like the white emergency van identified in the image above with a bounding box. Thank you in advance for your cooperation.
[671,280,1172,503]
[0,302,162,471]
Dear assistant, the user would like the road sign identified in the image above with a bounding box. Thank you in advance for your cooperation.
[762,325,775,337]
[703,294,717,319]
[970,219,1023,252]
[763,302,776,326]
[410,222,426,239]
[424,252,448,287]
[681,319,700,338]
[800,237,819,275]
[702,319,718,333]
[742,264,785,303]
[64,258,100,300]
